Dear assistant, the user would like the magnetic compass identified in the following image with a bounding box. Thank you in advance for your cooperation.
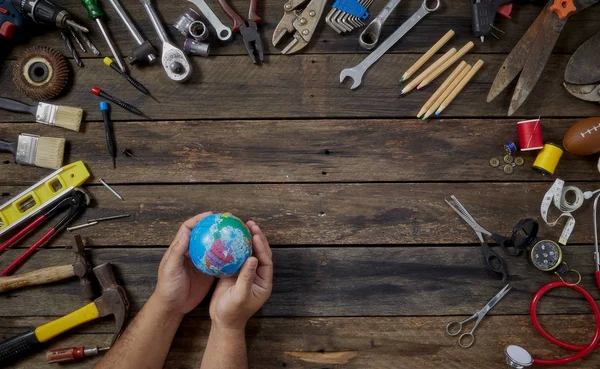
[529,240,562,272]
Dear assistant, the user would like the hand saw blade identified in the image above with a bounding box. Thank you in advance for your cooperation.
[486,2,550,103]
[508,8,567,116]
[565,30,600,84]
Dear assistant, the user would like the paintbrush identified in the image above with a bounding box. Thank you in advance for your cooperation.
[0,97,83,131]
[0,134,65,169]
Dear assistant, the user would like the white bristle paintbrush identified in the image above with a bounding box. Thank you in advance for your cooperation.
[0,133,65,169]
[0,97,82,131]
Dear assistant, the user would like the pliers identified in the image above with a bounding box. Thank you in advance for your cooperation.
[563,82,600,103]
[0,189,90,276]
[217,0,264,63]
[272,0,327,54]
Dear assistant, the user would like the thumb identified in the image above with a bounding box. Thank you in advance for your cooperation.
[233,257,258,299]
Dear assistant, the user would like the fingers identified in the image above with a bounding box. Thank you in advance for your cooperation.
[247,221,273,285]
[247,221,272,258]
[233,257,258,299]
[170,212,213,257]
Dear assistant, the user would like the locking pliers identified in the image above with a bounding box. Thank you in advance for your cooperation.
[272,0,327,54]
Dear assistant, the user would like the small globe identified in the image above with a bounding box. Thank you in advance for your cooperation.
[189,213,253,276]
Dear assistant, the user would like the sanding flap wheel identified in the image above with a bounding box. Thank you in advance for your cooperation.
[13,47,70,101]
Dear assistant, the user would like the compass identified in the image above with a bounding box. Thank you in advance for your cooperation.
[529,240,563,272]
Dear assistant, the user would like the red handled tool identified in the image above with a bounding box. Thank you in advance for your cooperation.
[0,189,90,276]
[217,0,263,63]
[46,346,110,363]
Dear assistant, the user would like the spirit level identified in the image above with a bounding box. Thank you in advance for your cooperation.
[0,161,90,237]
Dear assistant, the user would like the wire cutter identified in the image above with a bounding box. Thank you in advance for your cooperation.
[0,189,90,276]
[217,0,264,63]
[487,0,600,116]
[563,81,600,103]
[272,0,327,54]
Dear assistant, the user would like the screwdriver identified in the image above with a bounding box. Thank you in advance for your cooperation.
[103,57,159,102]
[92,87,151,119]
[46,346,110,363]
[100,102,117,169]
[80,0,127,72]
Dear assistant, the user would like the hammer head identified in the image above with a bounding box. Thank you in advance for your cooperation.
[71,235,94,300]
[93,263,130,345]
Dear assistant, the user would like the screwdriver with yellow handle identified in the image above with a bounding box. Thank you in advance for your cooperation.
[81,0,127,72]
[103,57,159,102]
[46,346,110,363]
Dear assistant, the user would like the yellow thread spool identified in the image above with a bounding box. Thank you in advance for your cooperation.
[533,143,563,175]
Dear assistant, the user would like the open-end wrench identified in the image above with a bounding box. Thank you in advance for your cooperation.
[341,0,441,89]
[188,0,233,41]
[140,0,192,82]
[359,0,403,49]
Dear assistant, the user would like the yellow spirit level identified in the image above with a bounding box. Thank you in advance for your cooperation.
[0,161,90,237]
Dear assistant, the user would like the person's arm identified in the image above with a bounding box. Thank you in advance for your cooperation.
[95,213,215,369]
[201,221,273,369]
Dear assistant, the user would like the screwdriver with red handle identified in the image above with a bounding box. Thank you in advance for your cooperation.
[46,346,110,363]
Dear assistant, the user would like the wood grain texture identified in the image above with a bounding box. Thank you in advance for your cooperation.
[4,0,600,58]
[1,247,598,317]
[0,54,597,122]
[1,315,599,369]
[2,182,599,247]
[1,119,598,186]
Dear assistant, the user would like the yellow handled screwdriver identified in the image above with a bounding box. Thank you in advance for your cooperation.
[81,0,127,72]
[103,57,159,102]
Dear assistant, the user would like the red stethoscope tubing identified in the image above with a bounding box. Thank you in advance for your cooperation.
[530,276,600,366]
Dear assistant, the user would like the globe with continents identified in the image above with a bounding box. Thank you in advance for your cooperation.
[189,213,253,276]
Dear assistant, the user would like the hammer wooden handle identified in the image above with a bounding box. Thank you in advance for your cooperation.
[0,265,75,292]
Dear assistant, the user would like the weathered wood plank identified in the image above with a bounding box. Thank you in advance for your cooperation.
[1,183,599,247]
[1,247,598,317]
[0,54,596,122]
[1,119,598,185]
[2,315,599,369]
[5,0,600,58]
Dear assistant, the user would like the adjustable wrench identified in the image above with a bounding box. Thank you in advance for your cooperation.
[188,0,233,41]
[140,0,192,82]
[340,0,441,89]
[359,0,403,49]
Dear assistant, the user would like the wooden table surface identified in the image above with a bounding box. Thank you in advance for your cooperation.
[1,0,600,368]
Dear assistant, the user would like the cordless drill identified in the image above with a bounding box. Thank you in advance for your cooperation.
[0,0,23,39]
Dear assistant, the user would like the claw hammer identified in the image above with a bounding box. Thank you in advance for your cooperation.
[0,235,93,298]
[0,263,129,366]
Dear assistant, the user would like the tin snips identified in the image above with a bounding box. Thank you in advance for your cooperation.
[272,0,327,54]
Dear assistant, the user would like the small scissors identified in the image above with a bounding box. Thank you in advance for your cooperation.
[445,195,509,281]
[446,284,512,348]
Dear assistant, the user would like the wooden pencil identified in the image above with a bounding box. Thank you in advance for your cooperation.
[436,59,485,116]
[416,41,475,90]
[399,30,455,83]
[417,61,467,118]
[400,48,457,96]
[422,64,471,120]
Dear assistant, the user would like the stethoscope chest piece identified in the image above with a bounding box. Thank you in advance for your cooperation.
[505,345,533,369]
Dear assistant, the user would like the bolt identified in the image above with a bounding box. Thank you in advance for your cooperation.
[302,29,309,35]
[299,18,307,25]
[309,10,316,16]
[284,3,292,10]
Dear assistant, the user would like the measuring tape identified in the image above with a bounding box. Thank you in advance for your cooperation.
[540,179,584,245]
[0,161,90,237]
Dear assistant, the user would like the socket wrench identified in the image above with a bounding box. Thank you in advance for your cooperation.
[340,0,441,89]
[187,0,232,41]
[359,0,403,49]
[140,0,192,82]
[107,0,158,65]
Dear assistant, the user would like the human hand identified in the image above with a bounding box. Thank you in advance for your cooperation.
[209,221,273,330]
[152,212,216,316]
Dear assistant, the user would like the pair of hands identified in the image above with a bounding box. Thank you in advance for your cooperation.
[153,212,273,330]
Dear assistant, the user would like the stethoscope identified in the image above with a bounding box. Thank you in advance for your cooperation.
[505,191,600,368]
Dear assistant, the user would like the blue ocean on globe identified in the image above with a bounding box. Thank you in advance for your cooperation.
[188,213,253,276]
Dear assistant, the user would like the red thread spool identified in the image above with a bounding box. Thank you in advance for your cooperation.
[518,119,544,151]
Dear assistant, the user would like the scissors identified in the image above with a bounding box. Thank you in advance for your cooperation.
[445,195,509,282]
[446,284,512,348]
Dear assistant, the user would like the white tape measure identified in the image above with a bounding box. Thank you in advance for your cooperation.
[540,179,583,245]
